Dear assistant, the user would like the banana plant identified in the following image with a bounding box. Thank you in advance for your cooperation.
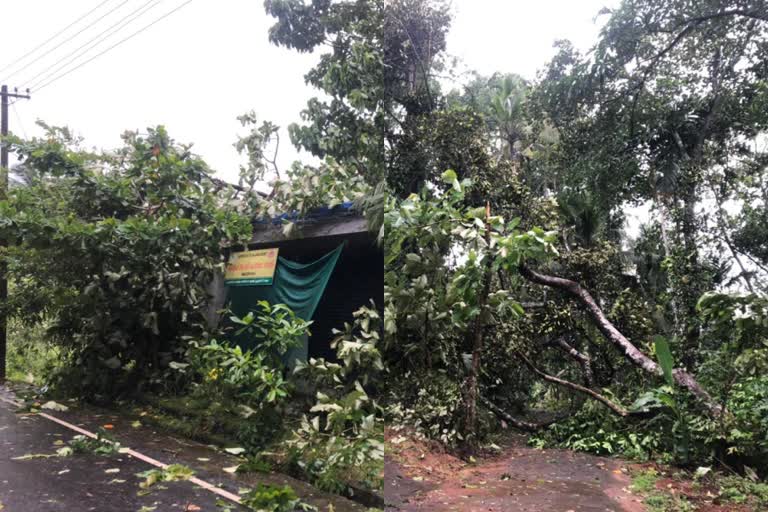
[630,335,691,463]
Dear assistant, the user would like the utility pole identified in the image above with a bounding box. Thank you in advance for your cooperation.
[0,85,31,383]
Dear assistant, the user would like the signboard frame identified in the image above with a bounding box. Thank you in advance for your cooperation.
[224,248,279,286]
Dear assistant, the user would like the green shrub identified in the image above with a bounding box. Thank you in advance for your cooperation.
[631,469,659,493]
[2,125,253,398]
[240,484,315,512]
[178,302,311,405]
[287,301,384,494]
[6,317,65,385]
[530,401,665,459]
[718,475,768,508]
[388,371,465,447]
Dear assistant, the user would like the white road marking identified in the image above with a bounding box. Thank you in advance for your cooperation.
[0,393,243,506]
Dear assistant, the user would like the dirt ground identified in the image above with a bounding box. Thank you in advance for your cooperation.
[385,427,646,512]
[384,427,766,512]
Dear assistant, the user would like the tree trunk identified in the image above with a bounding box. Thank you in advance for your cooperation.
[677,181,703,369]
[519,264,723,417]
[657,201,681,330]
[463,203,494,444]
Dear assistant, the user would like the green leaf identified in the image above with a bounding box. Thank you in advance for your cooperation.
[653,335,674,387]
[440,169,458,183]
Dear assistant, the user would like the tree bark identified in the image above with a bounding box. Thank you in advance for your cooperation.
[519,264,723,417]
[463,203,494,442]
[553,336,595,388]
[480,397,571,432]
[517,352,630,417]
[677,179,703,369]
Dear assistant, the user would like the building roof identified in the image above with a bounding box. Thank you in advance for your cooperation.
[250,202,369,245]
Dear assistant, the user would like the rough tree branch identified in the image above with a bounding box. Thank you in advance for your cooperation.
[553,336,596,388]
[519,264,723,417]
[480,397,571,432]
[675,9,768,26]
[517,352,630,417]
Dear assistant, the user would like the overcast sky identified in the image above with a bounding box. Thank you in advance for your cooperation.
[1,0,614,185]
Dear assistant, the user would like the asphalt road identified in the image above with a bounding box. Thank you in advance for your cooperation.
[0,397,237,512]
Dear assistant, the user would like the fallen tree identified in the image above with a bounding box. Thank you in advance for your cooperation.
[519,264,723,417]
[480,396,573,432]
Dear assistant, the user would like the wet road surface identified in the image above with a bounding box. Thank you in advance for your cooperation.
[0,395,242,511]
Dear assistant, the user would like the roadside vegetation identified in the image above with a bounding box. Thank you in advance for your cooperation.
[0,1,385,508]
[4,0,768,509]
[380,0,768,506]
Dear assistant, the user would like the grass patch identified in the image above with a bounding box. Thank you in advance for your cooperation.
[630,468,659,493]
[136,393,301,456]
[642,493,695,512]
[718,475,768,508]
[133,395,247,447]
[631,467,768,511]
[630,468,695,512]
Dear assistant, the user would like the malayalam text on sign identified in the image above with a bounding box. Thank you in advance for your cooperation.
[225,248,279,286]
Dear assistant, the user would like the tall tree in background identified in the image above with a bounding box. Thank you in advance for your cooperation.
[536,1,768,368]
[264,0,385,184]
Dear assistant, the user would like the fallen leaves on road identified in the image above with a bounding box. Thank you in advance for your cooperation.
[137,464,195,493]
[41,401,70,412]
[56,446,73,457]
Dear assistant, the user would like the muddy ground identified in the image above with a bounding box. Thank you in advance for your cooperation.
[385,428,646,512]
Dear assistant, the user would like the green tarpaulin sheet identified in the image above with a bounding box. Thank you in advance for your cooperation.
[226,243,344,367]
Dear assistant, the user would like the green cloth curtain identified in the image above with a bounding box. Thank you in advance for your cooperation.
[226,243,344,367]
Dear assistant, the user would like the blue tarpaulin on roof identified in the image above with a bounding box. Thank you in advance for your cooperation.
[254,202,356,226]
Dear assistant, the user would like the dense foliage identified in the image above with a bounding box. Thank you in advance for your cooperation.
[288,301,384,494]
[1,125,252,398]
[2,0,768,502]
[382,0,768,479]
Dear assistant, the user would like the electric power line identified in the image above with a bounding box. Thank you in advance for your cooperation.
[10,102,28,140]
[34,0,196,93]
[0,0,130,83]
[23,0,165,90]
[0,0,113,76]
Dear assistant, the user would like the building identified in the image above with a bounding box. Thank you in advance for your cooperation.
[207,203,383,363]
